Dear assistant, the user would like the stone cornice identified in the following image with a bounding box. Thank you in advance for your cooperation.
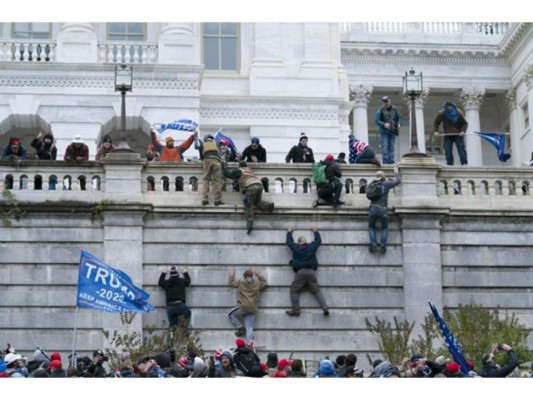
[0,76,199,90]
[500,23,532,57]
[199,108,338,121]
[341,53,507,65]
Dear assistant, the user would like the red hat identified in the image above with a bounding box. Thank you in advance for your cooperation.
[214,348,222,360]
[49,360,62,370]
[50,352,61,361]
[467,360,475,370]
[236,338,246,348]
[278,359,292,370]
[325,154,335,161]
[177,356,189,368]
[446,361,460,375]
[9,138,20,146]
[260,362,268,372]
[165,136,174,143]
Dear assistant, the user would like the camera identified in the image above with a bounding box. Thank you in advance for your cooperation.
[102,355,109,362]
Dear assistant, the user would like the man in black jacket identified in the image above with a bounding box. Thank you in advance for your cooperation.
[285,132,315,163]
[478,343,518,377]
[285,226,329,317]
[313,154,344,207]
[240,137,267,163]
[158,266,191,331]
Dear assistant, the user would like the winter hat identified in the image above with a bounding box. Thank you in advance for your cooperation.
[444,100,455,108]
[277,359,292,370]
[335,355,345,366]
[297,236,307,244]
[446,361,460,375]
[260,362,268,372]
[325,154,335,162]
[266,352,278,368]
[93,350,104,358]
[251,137,260,144]
[345,353,357,367]
[219,351,233,363]
[103,135,112,143]
[243,270,253,278]
[43,133,54,141]
[203,134,214,141]
[165,136,174,143]
[317,359,335,375]
[236,338,246,348]
[372,359,383,369]
[435,355,449,367]
[214,348,222,360]
[9,137,20,146]
[48,360,62,370]
[50,352,62,362]
[193,356,205,369]
[169,266,179,278]
[177,356,189,368]
[299,132,308,142]
[481,353,494,365]
[382,96,390,102]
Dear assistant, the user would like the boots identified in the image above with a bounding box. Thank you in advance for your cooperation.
[247,221,254,235]
[234,327,246,337]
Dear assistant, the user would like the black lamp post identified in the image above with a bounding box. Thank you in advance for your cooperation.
[113,64,134,152]
[402,68,428,157]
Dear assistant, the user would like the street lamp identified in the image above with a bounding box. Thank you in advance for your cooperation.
[113,64,134,152]
[402,68,428,157]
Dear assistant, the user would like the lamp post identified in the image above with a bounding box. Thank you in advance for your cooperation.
[113,64,134,152]
[402,68,428,158]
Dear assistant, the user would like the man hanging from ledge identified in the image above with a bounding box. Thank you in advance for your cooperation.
[223,160,274,234]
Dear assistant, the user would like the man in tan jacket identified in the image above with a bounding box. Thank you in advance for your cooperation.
[228,269,267,345]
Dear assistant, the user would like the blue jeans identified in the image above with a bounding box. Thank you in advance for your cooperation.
[166,303,191,329]
[444,136,468,165]
[368,206,389,247]
[380,132,396,164]
[228,306,257,343]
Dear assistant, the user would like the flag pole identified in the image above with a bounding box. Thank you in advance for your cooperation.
[71,306,79,367]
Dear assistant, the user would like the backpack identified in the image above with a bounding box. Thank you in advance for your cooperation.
[312,162,327,185]
[234,350,259,377]
[366,179,384,201]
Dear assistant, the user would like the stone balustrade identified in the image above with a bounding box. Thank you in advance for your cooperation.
[0,40,56,62]
[97,41,158,64]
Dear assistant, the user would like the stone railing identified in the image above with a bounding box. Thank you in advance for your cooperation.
[339,22,509,36]
[0,40,56,62]
[97,41,158,64]
[1,160,532,211]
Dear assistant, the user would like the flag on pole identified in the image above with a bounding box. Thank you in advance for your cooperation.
[214,130,239,155]
[428,301,470,376]
[473,131,511,162]
[156,119,199,134]
[76,251,155,313]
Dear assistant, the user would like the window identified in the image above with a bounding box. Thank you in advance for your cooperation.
[13,23,51,39]
[202,23,239,71]
[107,23,146,41]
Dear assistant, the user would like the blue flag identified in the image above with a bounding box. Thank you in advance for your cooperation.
[156,119,199,134]
[428,301,470,376]
[474,131,511,162]
[76,251,155,313]
[214,130,239,155]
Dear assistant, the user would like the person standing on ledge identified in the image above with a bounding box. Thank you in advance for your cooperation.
[433,100,468,166]
[375,96,402,165]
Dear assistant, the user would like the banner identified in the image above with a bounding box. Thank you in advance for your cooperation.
[428,301,470,376]
[76,251,155,313]
[156,119,199,134]
[473,131,511,162]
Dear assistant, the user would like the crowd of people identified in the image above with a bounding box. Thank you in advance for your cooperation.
[0,340,526,378]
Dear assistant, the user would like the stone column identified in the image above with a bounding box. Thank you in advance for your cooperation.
[396,158,449,337]
[56,23,97,63]
[524,65,533,162]
[506,88,520,167]
[339,102,352,153]
[349,84,373,142]
[158,23,199,65]
[460,88,485,166]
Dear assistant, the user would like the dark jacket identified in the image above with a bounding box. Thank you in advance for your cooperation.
[370,172,402,208]
[158,272,191,305]
[433,108,468,134]
[1,143,28,160]
[31,134,57,160]
[286,231,321,270]
[240,144,267,162]
[317,159,341,189]
[285,144,314,163]
[478,350,518,377]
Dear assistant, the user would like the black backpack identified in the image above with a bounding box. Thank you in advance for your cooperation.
[234,350,259,377]
[366,179,384,201]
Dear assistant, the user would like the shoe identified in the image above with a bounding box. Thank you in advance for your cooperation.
[247,222,254,235]
[323,309,330,316]
[369,245,378,253]
[202,200,209,206]
[268,203,275,213]
[285,309,301,316]
[379,246,387,254]
[312,200,318,208]
[234,327,246,337]
[214,201,225,206]
[334,200,345,206]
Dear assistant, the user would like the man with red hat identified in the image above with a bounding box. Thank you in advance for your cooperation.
[233,338,261,377]
[313,154,344,207]
[273,358,292,377]
[1,137,27,161]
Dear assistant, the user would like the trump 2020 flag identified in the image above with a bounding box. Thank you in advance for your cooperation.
[473,131,511,162]
[77,251,154,313]
[428,301,470,376]
[156,119,199,134]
